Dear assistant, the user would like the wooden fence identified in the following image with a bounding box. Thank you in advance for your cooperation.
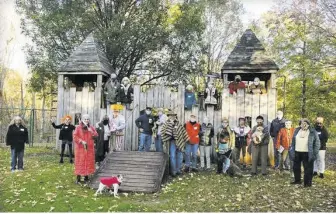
[56,84,277,151]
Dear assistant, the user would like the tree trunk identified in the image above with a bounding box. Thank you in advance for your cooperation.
[301,41,307,118]
[40,95,46,143]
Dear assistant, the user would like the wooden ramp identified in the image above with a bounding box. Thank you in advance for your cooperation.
[89,151,168,193]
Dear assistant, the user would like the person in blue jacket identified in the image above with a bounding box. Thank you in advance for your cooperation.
[185,84,196,110]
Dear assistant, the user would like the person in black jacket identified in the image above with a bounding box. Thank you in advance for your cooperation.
[313,117,329,179]
[51,115,76,163]
[135,107,154,152]
[270,111,286,169]
[6,116,29,172]
[95,115,111,166]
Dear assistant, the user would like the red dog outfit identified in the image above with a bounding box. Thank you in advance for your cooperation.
[100,177,120,188]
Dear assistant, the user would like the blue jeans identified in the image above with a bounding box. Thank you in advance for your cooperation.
[11,149,24,170]
[155,135,163,152]
[170,140,183,175]
[139,133,152,152]
[185,143,199,169]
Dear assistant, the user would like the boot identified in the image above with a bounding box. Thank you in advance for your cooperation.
[184,167,190,173]
[313,171,318,176]
[69,159,73,164]
[59,158,64,164]
[319,173,324,179]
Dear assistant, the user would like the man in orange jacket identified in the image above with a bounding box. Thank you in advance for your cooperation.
[276,120,295,172]
[184,113,201,172]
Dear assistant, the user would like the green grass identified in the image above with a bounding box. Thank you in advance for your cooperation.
[0,146,335,212]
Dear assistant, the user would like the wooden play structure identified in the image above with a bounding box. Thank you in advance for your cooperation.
[56,29,279,192]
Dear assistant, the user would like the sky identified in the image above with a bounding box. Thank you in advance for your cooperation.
[0,0,277,79]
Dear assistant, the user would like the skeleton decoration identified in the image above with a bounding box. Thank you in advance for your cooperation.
[204,81,218,106]
[249,77,266,94]
[120,77,134,105]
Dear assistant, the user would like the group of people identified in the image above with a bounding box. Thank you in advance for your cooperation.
[5,105,329,187]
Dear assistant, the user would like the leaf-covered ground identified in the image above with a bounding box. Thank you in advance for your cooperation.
[0,145,335,212]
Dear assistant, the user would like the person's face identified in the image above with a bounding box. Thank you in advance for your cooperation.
[254,78,260,86]
[277,111,283,119]
[239,119,245,126]
[256,119,263,126]
[285,121,292,129]
[235,76,241,82]
[208,83,213,88]
[65,118,71,124]
[111,74,117,80]
[222,121,229,127]
[169,115,176,121]
[123,79,129,85]
[113,111,119,117]
[203,118,209,124]
[145,110,151,115]
[83,118,90,125]
[301,121,309,130]
[158,111,163,116]
[190,116,196,122]
[14,119,21,125]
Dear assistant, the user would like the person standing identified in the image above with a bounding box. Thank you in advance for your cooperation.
[154,108,168,152]
[290,118,320,187]
[6,116,29,172]
[161,111,189,177]
[110,104,126,151]
[184,113,201,172]
[276,120,295,173]
[251,115,270,176]
[233,117,250,168]
[313,117,329,179]
[270,111,286,169]
[135,107,154,152]
[199,117,214,171]
[104,73,121,106]
[51,115,76,163]
[95,115,111,165]
[73,114,98,184]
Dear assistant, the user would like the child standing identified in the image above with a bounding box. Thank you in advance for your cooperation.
[216,133,231,174]
[199,117,214,171]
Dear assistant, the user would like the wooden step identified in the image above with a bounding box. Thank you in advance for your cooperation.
[89,151,168,193]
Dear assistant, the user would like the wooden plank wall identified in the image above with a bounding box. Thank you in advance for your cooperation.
[56,84,277,151]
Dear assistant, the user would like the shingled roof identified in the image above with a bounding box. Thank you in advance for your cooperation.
[222,29,279,72]
[58,33,113,76]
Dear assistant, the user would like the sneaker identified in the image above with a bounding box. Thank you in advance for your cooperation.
[11,170,15,173]
[184,167,190,173]
[304,184,312,188]
[313,172,318,176]
[319,173,324,179]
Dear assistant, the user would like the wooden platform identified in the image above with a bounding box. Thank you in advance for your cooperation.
[89,151,168,193]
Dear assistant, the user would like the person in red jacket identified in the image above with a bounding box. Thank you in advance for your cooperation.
[184,113,201,172]
[276,120,295,173]
[228,75,246,95]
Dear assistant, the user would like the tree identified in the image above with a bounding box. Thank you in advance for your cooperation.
[17,0,205,87]
[258,0,336,126]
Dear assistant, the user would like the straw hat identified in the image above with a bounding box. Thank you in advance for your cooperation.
[111,102,124,111]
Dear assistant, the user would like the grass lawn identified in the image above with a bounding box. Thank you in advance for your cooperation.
[0,144,335,212]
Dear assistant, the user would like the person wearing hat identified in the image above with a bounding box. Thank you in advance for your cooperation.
[251,115,270,176]
[184,113,201,172]
[161,111,189,177]
[51,115,76,164]
[154,108,168,152]
[313,117,329,179]
[233,117,250,167]
[73,114,98,184]
[109,104,126,151]
[290,118,320,187]
[135,107,155,152]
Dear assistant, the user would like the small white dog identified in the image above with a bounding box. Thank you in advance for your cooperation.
[94,174,124,197]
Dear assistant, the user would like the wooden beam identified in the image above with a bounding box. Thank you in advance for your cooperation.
[56,75,64,151]
[132,85,141,151]
[94,75,102,124]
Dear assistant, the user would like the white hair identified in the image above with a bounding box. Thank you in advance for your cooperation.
[82,114,90,120]
[8,116,26,128]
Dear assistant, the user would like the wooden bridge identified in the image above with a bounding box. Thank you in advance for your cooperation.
[89,151,168,192]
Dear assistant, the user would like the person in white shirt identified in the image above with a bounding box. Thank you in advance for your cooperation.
[154,108,168,152]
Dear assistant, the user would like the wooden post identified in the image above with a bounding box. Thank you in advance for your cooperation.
[229,93,237,128]
[82,86,89,115]
[237,89,245,121]
[56,75,64,151]
[251,93,260,128]
[260,94,268,125]
[221,88,230,120]
[178,84,185,124]
[132,85,141,151]
[94,75,103,124]
[244,92,252,119]
[267,88,277,125]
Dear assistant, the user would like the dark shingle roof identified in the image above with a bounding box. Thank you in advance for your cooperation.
[58,33,113,75]
[222,29,279,72]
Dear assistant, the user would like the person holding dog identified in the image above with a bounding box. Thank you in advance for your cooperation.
[216,132,232,174]
[251,115,270,176]
[6,116,29,172]
[233,117,250,168]
[51,115,76,164]
[73,114,98,184]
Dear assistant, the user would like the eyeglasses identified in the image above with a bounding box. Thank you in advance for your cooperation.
[316,123,322,125]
